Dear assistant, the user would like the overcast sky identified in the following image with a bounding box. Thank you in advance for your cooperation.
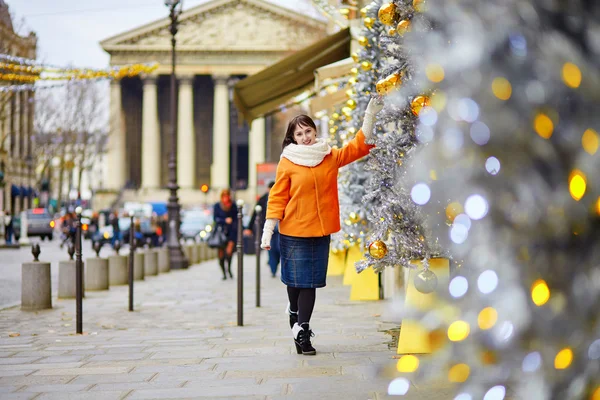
[6,0,323,68]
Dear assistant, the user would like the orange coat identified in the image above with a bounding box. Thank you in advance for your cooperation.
[266,130,374,237]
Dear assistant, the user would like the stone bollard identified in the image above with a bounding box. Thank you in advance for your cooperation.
[22,244,52,311]
[58,245,84,298]
[85,257,109,290]
[184,244,194,265]
[108,254,128,285]
[191,243,199,264]
[133,252,145,280]
[143,249,158,276]
[158,247,170,273]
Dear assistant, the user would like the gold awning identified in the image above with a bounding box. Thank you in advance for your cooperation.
[233,27,351,123]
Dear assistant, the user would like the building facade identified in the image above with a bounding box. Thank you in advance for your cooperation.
[99,0,328,205]
[0,0,37,214]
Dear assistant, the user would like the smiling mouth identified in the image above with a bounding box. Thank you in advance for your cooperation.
[303,141,311,144]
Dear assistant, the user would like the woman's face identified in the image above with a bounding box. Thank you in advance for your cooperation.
[293,123,317,146]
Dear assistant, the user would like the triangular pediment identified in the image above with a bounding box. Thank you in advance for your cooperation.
[101,0,327,53]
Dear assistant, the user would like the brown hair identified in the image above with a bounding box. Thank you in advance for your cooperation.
[282,114,317,150]
[219,189,232,212]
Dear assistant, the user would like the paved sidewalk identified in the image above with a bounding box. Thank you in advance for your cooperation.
[0,254,460,399]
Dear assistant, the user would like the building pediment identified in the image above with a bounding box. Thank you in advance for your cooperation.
[101,0,327,54]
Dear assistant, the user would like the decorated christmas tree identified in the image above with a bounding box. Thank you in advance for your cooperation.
[378,0,600,397]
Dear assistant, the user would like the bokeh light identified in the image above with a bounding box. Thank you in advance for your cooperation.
[478,270,499,294]
[522,351,542,372]
[531,279,550,306]
[483,385,506,400]
[582,128,599,155]
[426,63,445,82]
[454,214,472,230]
[534,113,553,139]
[561,62,582,88]
[592,386,600,400]
[446,202,464,222]
[448,321,470,342]
[449,276,469,298]
[569,169,587,201]
[396,355,419,372]
[554,348,573,369]
[465,194,489,220]
[450,223,469,244]
[589,339,600,360]
[448,363,470,383]
[491,77,512,100]
[388,378,410,395]
[485,156,501,175]
[478,307,498,330]
[454,394,472,400]
[411,183,431,205]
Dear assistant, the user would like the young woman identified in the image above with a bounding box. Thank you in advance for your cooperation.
[213,189,238,280]
[261,98,384,355]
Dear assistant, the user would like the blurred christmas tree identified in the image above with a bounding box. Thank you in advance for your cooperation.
[380,0,600,398]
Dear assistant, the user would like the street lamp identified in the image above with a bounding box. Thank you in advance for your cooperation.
[165,0,188,269]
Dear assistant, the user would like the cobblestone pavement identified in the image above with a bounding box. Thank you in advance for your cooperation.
[0,253,462,399]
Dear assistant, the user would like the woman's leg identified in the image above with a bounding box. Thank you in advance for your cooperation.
[297,288,316,325]
[287,286,300,313]
[225,241,235,278]
[218,249,227,280]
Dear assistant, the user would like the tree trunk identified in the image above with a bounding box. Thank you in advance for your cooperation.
[57,162,64,209]
[77,165,84,198]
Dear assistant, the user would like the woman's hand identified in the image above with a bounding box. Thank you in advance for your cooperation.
[362,97,385,141]
[225,217,233,224]
[261,218,278,250]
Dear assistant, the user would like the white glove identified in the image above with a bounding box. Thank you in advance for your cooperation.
[361,97,385,141]
[261,218,278,250]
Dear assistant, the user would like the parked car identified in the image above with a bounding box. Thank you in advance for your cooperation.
[13,208,55,241]
[180,210,213,242]
[92,217,159,248]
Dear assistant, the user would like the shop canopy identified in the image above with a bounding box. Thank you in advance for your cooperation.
[233,27,351,123]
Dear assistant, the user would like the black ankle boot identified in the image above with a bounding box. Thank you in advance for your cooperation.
[219,258,227,280]
[293,323,316,355]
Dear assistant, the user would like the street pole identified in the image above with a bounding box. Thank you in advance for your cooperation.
[75,206,83,334]
[254,205,262,308]
[236,199,244,326]
[165,0,188,270]
[128,213,135,312]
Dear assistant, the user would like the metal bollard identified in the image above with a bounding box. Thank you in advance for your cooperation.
[128,213,135,312]
[254,205,262,308]
[75,206,84,334]
[236,199,244,326]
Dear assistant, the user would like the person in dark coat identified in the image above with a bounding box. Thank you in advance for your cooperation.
[213,189,237,280]
[244,181,280,277]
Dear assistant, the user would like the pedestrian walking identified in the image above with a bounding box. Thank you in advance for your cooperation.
[213,189,238,280]
[4,210,13,244]
[244,181,280,277]
[261,97,384,355]
[110,211,121,248]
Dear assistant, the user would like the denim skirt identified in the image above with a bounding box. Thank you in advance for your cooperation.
[279,234,331,288]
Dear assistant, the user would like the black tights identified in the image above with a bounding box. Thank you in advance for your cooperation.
[287,287,316,325]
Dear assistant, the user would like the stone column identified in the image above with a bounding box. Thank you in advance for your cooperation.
[141,76,160,189]
[211,75,230,190]
[105,81,126,190]
[248,117,265,192]
[177,75,195,189]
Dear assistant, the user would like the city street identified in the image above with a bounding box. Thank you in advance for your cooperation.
[0,238,120,310]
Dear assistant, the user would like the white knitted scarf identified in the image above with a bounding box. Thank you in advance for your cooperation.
[281,139,332,167]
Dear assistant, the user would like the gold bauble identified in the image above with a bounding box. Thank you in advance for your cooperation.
[348,77,357,85]
[360,7,369,18]
[396,19,412,36]
[346,99,357,109]
[445,201,464,222]
[376,79,394,96]
[349,212,360,223]
[351,52,359,63]
[387,72,402,86]
[378,3,397,25]
[413,0,426,12]
[332,112,340,120]
[364,17,375,29]
[388,28,397,36]
[350,67,359,76]
[410,95,431,116]
[341,106,352,117]
[368,240,388,259]
[360,61,372,71]
[358,36,369,47]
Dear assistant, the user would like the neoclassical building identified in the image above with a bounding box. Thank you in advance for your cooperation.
[100,0,328,203]
[0,0,37,213]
